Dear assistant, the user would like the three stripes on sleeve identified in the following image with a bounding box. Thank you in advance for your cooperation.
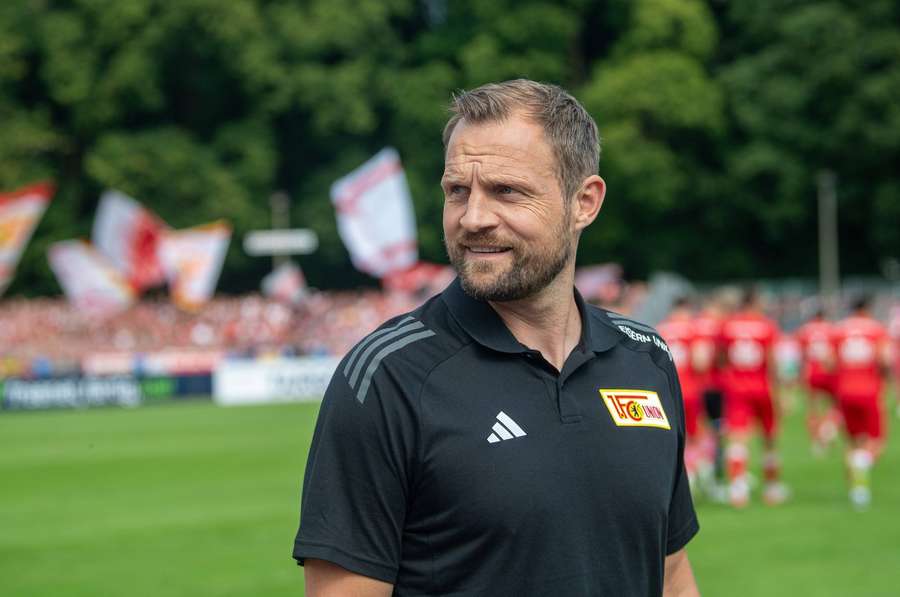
[342,316,436,404]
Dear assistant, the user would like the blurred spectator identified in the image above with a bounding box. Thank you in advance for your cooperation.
[1,284,895,379]
[0,290,423,376]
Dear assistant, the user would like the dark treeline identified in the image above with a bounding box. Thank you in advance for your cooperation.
[2,0,898,295]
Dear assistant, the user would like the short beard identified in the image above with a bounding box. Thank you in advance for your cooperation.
[445,224,573,302]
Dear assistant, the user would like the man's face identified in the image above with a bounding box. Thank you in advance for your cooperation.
[442,113,575,302]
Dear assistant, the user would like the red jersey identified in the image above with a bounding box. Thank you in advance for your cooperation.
[831,315,888,399]
[794,318,835,389]
[719,310,779,398]
[657,313,698,403]
[691,313,722,392]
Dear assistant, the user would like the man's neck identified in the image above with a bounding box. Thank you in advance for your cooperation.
[488,270,582,372]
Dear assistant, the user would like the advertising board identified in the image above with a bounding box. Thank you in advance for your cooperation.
[2,376,142,410]
[213,357,339,406]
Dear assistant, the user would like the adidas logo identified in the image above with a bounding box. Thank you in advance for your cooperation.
[487,411,527,443]
[343,316,435,404]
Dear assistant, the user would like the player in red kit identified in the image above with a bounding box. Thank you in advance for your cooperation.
[691,292,733,499]
[658,297,705,492]
[832,296,891,509]
[795,309,839,455]
[719,289,787,507]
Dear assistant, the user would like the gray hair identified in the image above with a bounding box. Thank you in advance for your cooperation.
[442,79,600,201]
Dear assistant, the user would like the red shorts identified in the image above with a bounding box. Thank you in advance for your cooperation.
[838,395,883,440]
[725,392,777,438]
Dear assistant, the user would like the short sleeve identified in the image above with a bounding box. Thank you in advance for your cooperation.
[292,365,418,583]
[664,362,700,554]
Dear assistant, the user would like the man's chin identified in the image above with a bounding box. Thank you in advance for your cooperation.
[459,278,501,302]
[458,271,527,302]
[464,258,505,275]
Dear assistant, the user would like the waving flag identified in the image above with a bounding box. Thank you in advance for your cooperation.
[158,221,231,311]
[92,190,168,291]
[330,147,418,277]
[0,181,54,295]
[48,240,134,316]
[262,261,307,304]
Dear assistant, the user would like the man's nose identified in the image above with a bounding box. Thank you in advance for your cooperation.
[458,188,499,232]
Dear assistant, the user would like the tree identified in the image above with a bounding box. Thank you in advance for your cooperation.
[2,0,898,295]
[718,0,900,277]
[578,0,727,278]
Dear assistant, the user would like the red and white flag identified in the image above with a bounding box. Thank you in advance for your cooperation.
[0,181,54,295]
[262,261,307,304]
[330,147,418,277]
[92,190,168,291]
[158,221,231,311]
[48,240,135,316]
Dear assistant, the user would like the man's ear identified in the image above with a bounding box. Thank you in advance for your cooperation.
[573,175,605,232]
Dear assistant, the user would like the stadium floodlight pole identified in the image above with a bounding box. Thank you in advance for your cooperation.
[817,170,840,319]
[270,191,290,269]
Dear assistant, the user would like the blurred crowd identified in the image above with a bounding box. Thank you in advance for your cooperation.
[1,279,896,381]
[0,290,421,378]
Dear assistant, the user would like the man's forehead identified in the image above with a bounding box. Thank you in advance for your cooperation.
[444,144,535,169]
[443,116,556,174]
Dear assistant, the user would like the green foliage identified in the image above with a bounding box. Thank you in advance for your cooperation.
[1,0,898,294]
[579,0,725,276]
[719,0,900,276]
[452,2,581,85]
[613,0,717,61]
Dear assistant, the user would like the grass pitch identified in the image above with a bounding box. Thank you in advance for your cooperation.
[1,395,898,596]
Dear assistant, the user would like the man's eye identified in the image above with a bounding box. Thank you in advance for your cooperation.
[497,186,515,195]
[448,185,468,195]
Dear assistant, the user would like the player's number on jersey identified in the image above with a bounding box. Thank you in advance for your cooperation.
[729,339,764,368]
[840,337,875,365]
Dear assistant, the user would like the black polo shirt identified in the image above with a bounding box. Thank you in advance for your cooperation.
[294,278,699,596]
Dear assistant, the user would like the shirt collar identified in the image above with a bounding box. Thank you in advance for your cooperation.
[441,277,619,354]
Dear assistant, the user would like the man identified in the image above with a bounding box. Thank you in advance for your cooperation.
[831,295,891,509]
[718,288,787,507]
[794,308,839,455]
[691,291,733,499]
[293,80,700,596]
[658,297,706,492]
